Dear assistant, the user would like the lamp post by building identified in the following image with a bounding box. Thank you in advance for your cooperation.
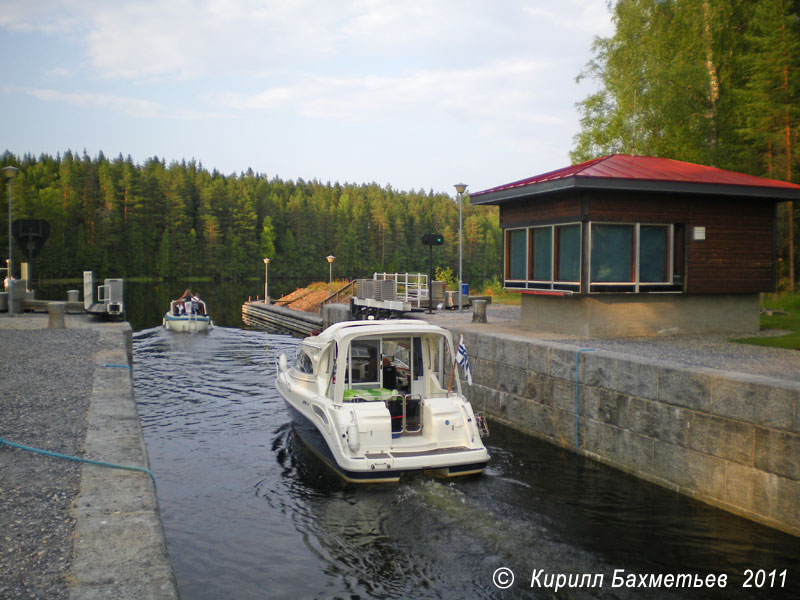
[326,255,335,297]
[3,165,19,317]
[454,183,467,312]
[263,257,270,303]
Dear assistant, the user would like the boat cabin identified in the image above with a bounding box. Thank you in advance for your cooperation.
[291,321,461,439]
[471,154,800,336]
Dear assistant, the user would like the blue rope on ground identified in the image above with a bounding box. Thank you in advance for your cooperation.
[0,436,156,491]
[102,363,131,369]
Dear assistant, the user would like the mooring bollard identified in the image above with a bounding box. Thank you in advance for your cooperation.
[67,289,79,302]
[48,301,66,329]
[472,299,488,323]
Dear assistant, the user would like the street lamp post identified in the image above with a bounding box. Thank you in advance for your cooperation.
[326,255,335,298]
[454,183,467,312]
[263,257,270,303]
[3,166,19,317]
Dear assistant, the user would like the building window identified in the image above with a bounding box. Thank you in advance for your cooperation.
[591,224,634,282]
[555,224,581,282]
[504,222,675,293]
[530,227,552,281]
[589,223,672,292]
[639,225,669,282]
[506,229,527,280]
[505,223,580,291]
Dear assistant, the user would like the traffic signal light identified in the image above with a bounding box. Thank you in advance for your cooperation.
[421,233,444,246]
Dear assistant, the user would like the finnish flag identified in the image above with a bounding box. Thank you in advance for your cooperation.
[456,335,472,385]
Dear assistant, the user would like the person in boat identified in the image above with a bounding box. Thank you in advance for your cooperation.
[190,294,205,315]
[175,289,193,316]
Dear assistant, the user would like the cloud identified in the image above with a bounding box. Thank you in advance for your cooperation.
[22,86,163,117]
[523,0,614,36]
[218,59,564,126]
[0,0,609,82]
[5,85,230,120]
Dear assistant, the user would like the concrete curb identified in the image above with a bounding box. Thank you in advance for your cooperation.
[69,323,179,600]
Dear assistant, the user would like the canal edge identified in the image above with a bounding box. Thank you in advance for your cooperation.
[69,322,180,599]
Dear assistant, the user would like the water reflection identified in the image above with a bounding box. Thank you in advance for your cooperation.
[134,326,800,600]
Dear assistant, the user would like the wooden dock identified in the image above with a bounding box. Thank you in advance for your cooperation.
[241,301,322,336]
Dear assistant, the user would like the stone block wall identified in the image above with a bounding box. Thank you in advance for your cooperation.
[450,326,800,537]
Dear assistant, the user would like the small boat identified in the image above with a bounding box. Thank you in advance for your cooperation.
[275,320,489,482]
[163,293,213,332]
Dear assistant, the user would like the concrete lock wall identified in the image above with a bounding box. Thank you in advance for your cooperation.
[450,326,800,537]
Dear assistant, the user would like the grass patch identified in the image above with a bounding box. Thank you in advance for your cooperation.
[486,291,522,305]
[730,292,800,350]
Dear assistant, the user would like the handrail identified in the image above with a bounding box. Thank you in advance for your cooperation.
[320,279,357,307]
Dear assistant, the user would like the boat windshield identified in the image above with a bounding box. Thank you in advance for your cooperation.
[293,350,314,374]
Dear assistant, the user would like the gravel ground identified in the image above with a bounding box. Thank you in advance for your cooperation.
[419,303,800,383]
[0,327,99,600]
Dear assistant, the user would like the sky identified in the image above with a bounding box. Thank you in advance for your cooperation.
[0,0,614,195]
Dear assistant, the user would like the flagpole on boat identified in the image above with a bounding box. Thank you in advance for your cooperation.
[447,334,462,393]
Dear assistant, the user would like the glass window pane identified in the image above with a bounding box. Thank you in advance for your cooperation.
[556,225,580,282]
[530,227,552,281]
[591,224,633,282]
[640,225,669,282]
[349,339,379,385]
[507,230,527,280]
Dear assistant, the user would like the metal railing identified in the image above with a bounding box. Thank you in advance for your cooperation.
[319,279,357,308]
[372,273,428,307]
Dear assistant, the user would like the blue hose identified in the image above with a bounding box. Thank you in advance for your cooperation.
[0,436,156,491]
[574,348,595,452]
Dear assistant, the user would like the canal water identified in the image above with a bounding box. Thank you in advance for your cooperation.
[132,324,800,600]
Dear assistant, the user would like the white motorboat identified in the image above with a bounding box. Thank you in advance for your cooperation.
[275,320,489,482]
[163,296,213,332]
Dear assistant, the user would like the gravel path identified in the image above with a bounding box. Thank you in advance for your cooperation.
[417,304,800,383]
[0,326,99,600]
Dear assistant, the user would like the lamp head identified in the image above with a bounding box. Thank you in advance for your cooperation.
[263,257,270,265]
[326,255,335,263]
[453,182,467,195]
[2,166,19,179]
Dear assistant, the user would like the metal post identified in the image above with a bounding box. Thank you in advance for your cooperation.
[454,183,467,312]
[458,193,462,312]
[263,257,270,303]
[326,255,335,298]
[3,166,19,317]
[428,245,433,314]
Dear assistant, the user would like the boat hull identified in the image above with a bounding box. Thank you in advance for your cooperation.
[281,393,488,483]
[163,313,213,332]
[287,404,403,482]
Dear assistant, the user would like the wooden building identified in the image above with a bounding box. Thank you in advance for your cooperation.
[471,154,800,336]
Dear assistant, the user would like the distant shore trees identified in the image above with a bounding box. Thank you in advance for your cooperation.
[0,151,501,289]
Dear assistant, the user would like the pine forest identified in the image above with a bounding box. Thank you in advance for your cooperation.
[0,151,501,290]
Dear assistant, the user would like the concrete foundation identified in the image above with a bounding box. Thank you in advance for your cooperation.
[450,325,800,538]
[520,293,761,337]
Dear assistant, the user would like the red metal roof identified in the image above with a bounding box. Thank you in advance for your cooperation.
[472,154,800,198]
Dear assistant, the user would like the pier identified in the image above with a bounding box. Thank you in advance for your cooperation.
[0,313,178,599]
[242,300,322,335]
